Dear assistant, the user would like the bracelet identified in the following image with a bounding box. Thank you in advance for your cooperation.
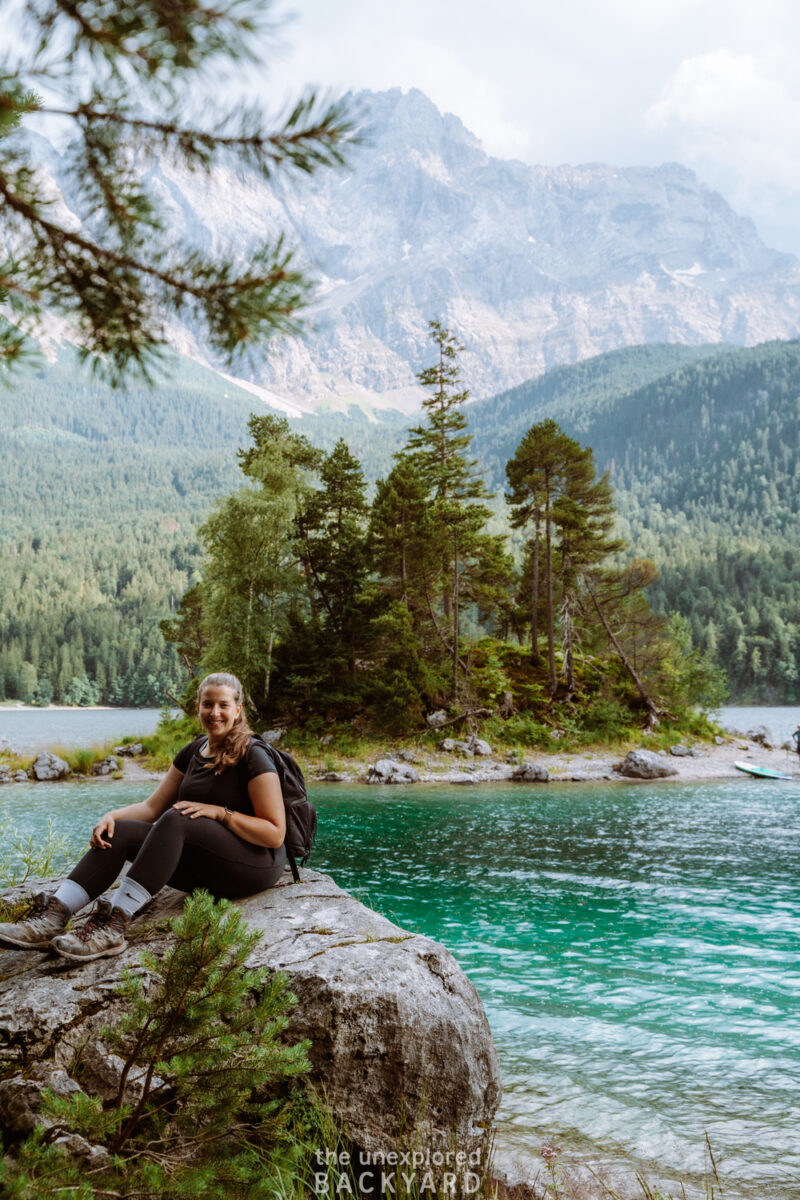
[223,807,234,826]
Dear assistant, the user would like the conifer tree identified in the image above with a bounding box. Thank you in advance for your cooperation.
[0,0,354,380]
[405,320,502,700]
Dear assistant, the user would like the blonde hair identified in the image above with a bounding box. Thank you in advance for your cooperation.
[197,672,253,771]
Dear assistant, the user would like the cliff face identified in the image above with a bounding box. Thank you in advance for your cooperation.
[27,89,800,410]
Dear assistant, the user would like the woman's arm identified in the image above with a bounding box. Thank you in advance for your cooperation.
[90,766,185,849]
[174,771,286,849]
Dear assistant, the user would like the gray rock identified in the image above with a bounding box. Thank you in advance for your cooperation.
[12,770,29,782]
[31,752,70,781]
[617,750,679,779]
[746,725,776,749]
[0,871,501,1157]
[439,738,456,752]
[715,735,725,745]
[426,709,449,729]
[367,758,420,785]
[657,749,668,757]
[453,740,474,756]
[0,766,11,785]
[112,743,143,757]
[511,762,550,783]
[322,772,346,782]
[448,773,479,784]
[52,1132,113,1167]
[261,728,286,744]
[0,1065,81,1134]
[396,749,417,763]
[669,744,691,757]
[467,737,492,757]
[91,755,120,776]
[722,726,745,738]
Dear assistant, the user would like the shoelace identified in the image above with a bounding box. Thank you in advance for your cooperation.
[74,906,120,942]
[21,895,62,933]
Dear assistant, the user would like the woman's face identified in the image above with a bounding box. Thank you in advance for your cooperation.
[198,684,241,742]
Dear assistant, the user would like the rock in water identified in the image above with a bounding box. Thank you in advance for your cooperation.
[367,759,420,784]
[31,752,70,781]
[0,871,501,1157]
[617,750,678,779]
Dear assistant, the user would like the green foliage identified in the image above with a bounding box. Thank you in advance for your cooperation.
[0,2,354,378]
[0,891,312,1198]
[0,814,72,886]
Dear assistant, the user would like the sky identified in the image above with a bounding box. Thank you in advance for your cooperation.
[259,0,800,257]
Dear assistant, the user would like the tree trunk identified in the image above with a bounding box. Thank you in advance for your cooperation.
[587,581,663,724]
[545,485,556,694]
[452,529,460,701]
[531,523,541,665]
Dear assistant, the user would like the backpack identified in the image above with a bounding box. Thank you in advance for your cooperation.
[253,737,316,883]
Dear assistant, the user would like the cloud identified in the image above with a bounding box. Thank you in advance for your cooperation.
[646,48,800,191]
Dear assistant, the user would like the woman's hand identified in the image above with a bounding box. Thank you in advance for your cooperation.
[90,813,116,849]
[174,801,224,822]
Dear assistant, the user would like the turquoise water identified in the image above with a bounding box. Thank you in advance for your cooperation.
[2,777,799,1198]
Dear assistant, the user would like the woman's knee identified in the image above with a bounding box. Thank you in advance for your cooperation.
[154,807,189,834]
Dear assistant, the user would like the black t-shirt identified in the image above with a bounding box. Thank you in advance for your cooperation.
[172,736,278,817]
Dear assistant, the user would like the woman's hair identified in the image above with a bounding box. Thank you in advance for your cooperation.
[197,672,253,771]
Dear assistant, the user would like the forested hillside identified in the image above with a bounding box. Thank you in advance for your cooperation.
[1,339,797,704]
[470,339,800,701]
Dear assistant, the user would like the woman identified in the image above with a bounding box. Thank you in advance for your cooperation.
[0,673,286,962]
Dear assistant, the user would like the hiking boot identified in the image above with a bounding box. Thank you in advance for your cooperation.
[50,900,129,962]
[0,892,69,950]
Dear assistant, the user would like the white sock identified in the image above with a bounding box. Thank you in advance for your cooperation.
[53,880,90,915]
[110,877,151,918]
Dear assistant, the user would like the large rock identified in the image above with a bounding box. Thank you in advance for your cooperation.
[91,756,120,776]
[0,871,500,1155]
[426,710,449,729]
[112,743,143,757]
[617,750,679,779]
[746,725,776,750]
[511,762,550,783]
[31,752,70,781]
[367,758,420,785]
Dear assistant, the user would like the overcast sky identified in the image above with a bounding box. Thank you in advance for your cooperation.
[259,0,800,256]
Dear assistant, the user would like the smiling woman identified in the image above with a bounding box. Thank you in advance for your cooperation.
[0,672,287,962]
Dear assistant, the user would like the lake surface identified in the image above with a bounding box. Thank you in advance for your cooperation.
[0,708,173,754]
[1,772,798,1200]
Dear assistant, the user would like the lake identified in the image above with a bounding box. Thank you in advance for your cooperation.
[1,769,798,1200]
[0,708,175,754]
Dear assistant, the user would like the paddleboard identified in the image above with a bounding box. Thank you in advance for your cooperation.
[734,761,792,780]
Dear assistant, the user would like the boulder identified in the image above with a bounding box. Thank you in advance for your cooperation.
[12,770,29,783]
[453,740,473,756]
[91,756,120,776]
[31,752,70,781]
[714,735,725,745]
[261,728,286,744]
[746,725,776,750]
[426,710,449,729]
[439,738,456,752]
[467,737,492,757]
[616,750,678,779]
[366,759,420,785]
[396,749,417,763]
[669,744,691,757]
[0,871,501,1157]
[0,765,11,785]
[112,743,143,758]
[511,762,550,783]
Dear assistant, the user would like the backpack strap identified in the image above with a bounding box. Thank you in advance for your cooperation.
[286,845,301,884]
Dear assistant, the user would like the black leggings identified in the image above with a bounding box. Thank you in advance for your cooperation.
[68,808,287,902]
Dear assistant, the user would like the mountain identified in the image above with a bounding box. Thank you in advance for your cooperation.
[26,89,800,412]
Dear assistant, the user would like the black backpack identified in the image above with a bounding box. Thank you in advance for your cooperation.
[253,737,316,882]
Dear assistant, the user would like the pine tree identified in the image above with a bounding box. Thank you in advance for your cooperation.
[405,321,501,701]
[2,891,311,1199]
[0,1,354,379]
